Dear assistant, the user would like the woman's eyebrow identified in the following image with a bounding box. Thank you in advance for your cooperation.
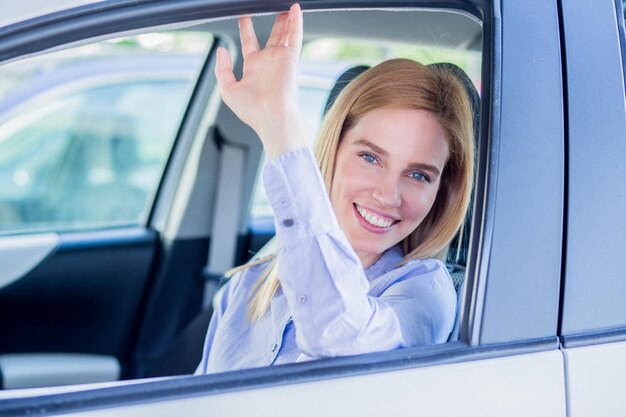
[354,139,441,177]
[354,139,389,157]
[407,162,441,177]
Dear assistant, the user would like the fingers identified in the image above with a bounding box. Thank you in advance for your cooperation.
[214,46,236,92]
[239,16,260,57]
[281,3,303,50]
[266,12,289,48]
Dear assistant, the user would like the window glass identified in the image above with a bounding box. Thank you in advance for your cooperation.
[248,38,481,247]
[0,32,213,234]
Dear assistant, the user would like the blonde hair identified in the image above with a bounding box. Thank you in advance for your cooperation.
[234,59,475,321]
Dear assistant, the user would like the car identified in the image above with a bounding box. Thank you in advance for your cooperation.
[0,0,624,416]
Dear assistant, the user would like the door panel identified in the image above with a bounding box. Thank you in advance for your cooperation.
[0,233,58,289]
[0,229,156,360]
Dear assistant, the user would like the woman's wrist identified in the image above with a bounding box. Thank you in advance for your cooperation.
[259,112,310,160]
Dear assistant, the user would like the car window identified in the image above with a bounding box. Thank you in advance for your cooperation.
[0,32,213,234]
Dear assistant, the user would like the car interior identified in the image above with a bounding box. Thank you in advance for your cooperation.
[147,7,482,376]
[0,5,483,390]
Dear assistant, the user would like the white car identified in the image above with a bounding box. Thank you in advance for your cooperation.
[0,0,624,416]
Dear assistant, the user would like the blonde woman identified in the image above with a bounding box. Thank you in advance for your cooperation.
[196,4,474,374]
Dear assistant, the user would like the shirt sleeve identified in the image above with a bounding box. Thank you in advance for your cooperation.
[263,147,456,358]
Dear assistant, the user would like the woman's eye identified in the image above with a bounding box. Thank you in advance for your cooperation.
[360,152,378,164]
[409,171,430,182]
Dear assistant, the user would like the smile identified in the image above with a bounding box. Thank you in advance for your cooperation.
[354,203,398,229]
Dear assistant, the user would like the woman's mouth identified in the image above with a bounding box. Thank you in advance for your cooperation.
[353,203,399,232]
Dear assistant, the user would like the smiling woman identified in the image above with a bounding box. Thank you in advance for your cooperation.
[195,5,474,374]
[331,107,450,267]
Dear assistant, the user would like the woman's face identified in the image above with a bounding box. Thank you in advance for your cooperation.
[330,107,449,267]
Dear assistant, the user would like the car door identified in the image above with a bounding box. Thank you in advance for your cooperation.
[0,0,568,415]
[0,5,218,388]
[559,1,626,415]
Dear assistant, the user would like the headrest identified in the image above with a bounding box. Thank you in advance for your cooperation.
[323,65,370,116]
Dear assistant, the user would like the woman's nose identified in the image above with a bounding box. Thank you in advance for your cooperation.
[372,178,401,208]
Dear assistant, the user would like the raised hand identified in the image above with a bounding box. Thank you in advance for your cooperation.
[215,3,309,159]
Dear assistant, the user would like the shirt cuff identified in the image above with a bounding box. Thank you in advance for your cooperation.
[262,147,341,247]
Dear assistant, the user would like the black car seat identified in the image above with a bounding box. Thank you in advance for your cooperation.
[323,65,371,115]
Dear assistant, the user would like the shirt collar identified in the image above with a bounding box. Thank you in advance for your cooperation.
[364,244,404,282]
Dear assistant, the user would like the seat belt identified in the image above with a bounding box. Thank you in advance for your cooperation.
[202,127,247,309]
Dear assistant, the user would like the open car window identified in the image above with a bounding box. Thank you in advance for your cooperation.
[0,4,486,392]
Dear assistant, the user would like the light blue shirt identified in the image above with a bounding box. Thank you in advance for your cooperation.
[197,148,456,374]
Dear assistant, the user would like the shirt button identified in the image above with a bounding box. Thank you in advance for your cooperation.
[271,343,278,352]
[282,218,295,227]
[297,294,308,304]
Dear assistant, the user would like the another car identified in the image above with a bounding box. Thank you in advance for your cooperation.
[0,1,624,416]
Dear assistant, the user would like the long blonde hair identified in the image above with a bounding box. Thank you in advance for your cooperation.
[231,59,475,321]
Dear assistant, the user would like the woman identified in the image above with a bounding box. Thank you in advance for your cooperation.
[196,4,474,374]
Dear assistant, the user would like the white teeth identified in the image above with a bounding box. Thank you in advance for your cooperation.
[356,204,394,228]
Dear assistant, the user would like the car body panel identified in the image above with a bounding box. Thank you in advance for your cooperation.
[559,1,626,415]
[564,340,626,417]
[56,350,566,417]
[474,0,563,345]
[560,0,626,334]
